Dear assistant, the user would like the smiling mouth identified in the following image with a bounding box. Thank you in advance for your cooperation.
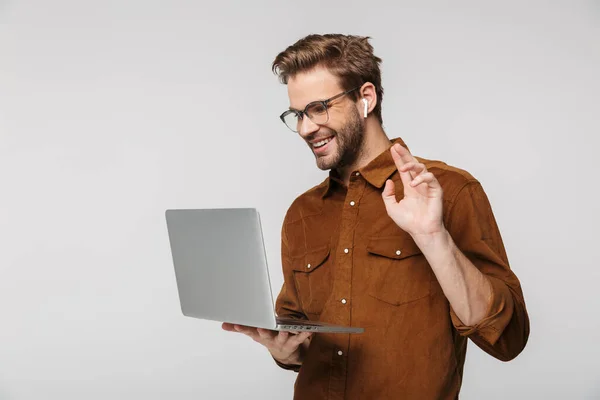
[311,136,334,148]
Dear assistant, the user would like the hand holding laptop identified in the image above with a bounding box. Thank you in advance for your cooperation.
[222,322,312,366]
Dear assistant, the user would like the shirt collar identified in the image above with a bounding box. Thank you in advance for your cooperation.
[321,137,409,198]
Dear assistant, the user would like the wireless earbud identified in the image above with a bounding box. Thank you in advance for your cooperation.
[362,98,368,118]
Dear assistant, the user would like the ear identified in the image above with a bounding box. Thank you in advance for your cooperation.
[358,82,377,118]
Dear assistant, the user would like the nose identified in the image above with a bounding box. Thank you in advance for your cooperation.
[298,115,319,139]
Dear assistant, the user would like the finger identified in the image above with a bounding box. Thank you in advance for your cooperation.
[381,179,398,208]
[286,331,313,348]
[256,328,277,342]
[390,143,405,169]
[410,172,441,189]
[381,178,396,200]
[222,322,237,332]
[234,325,260,340]
[400,161,426,175]
[391,145,414,188]
[393,144,422,183]
[229,323,251,333]
[274,330,290,346]
[392,143,416,165]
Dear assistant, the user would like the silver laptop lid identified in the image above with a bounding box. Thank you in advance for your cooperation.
[165,208,277,329]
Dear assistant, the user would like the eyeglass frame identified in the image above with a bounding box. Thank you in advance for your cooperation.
[279,86,362,132]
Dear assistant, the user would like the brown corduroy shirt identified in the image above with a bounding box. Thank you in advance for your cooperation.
[273,137,530,400]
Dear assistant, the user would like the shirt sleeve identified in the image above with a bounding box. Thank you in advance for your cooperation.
[272,212,308,372]
[445,180,530,361]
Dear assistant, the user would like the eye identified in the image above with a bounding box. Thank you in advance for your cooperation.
[307,102,327,116]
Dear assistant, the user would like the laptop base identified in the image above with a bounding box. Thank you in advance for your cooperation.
[275,317,364,334]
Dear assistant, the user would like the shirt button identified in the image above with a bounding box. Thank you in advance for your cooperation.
[350,201,355,206]
[307,263,311,269]
[338,350,343,356]
[344,248,349,254]
[341,298,347,304]
[396,250,402,256]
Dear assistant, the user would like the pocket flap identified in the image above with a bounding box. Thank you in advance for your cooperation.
[366,235,421,259]
[291,245,331,272]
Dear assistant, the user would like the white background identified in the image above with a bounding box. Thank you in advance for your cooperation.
[1,1,599,399]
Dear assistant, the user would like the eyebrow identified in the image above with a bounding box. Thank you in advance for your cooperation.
[288,98,323,113]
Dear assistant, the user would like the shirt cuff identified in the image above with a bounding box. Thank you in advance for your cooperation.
[272,356,301,372]
[450,276,515,346]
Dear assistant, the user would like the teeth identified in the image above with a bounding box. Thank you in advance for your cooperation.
[313,138,332,148]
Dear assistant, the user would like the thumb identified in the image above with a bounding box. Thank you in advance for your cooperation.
[381,179,397,207]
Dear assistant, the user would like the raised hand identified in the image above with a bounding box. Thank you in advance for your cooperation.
[381,143,445,239]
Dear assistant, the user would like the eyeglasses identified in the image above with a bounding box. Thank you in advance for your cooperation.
[279,86,361,132]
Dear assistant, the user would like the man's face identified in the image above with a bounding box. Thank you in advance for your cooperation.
[287,67,365,171]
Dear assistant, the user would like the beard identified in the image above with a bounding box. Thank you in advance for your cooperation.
[313,107,365,171]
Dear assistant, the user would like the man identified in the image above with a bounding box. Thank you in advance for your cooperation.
[223,33,530,399]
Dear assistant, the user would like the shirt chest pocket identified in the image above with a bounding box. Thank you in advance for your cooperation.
[366,235,432,306]
[291,245,332,317]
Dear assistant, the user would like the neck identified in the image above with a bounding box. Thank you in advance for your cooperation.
[337,118,392,185]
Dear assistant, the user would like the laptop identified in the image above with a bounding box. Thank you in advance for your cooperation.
[165,207,363,334]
